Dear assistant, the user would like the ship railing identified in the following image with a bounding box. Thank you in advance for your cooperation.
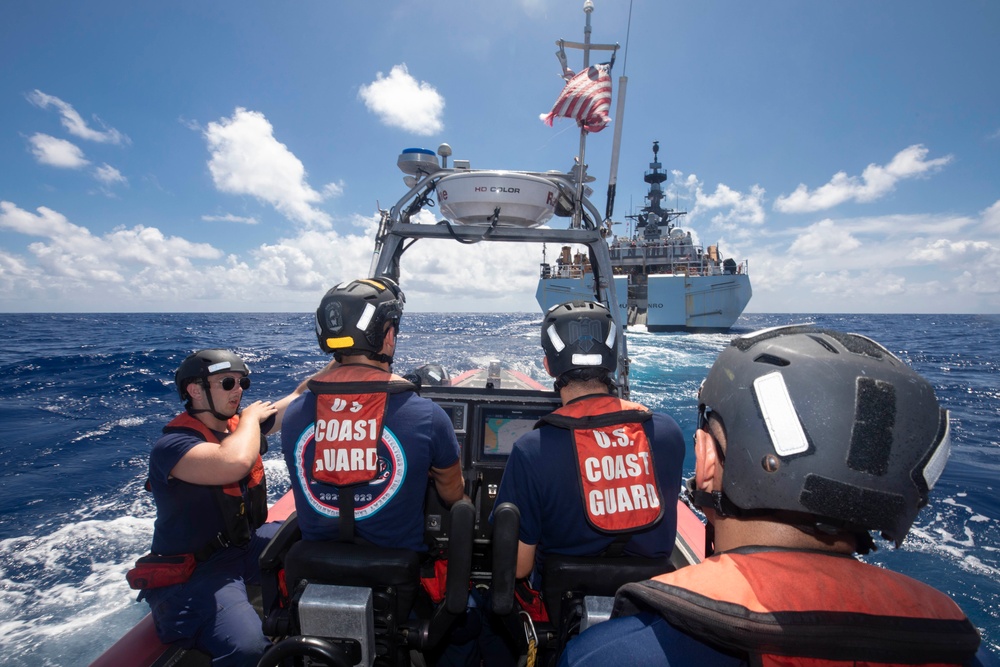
[540,263,589,279]
[607,245,749,277]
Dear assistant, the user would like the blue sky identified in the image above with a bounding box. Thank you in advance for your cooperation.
[2,1,998,314]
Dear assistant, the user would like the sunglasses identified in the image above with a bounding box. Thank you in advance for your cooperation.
[697,404,725,464]
[213,376,251,391]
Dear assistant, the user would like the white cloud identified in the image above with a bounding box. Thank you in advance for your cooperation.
[666,172,766,232]
[28,133,89,168]
[26,90,129,145]
[2,195,998,314]
[322,181,346,199]
[774,144,953,213]
[202,214,259,225]
[94,163,127,186]
[0,201,222,292]
[734,205,1000,313]
[358,64,445,136]
[788,219,862,256]
[907,239,994,264]
[696,183,766,227]
[0,202,549,312]
[981,200,1000,234]
[204,108,333,230]
[804,270,907,297]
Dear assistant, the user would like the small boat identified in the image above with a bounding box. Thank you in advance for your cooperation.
[90,353,705,666]
[537,141,753,332]
[91,5,708,665]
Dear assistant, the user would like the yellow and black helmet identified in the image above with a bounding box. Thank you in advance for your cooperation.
[315,277,405,361]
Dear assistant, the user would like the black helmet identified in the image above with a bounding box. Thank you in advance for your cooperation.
[412,363,451,387]
[698,325,951,547]
[175,349,250,402]
[315,277,405,360]
[541,301,617,381]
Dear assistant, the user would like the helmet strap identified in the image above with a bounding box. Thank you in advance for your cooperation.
[684,476,770,520]
[336,350,393,365]
[187,379,236,422]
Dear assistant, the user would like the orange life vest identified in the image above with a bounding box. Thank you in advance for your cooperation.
[539,394,663,534]
[614,548,981,666]
[162,412,268,557]
[307,364,416,487]
[306,363,416,541]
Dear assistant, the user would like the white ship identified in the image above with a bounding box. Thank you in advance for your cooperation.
[537,141,752,332]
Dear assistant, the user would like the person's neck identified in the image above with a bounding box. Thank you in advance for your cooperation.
[340,355,390,372]
[558,380,611,405]
[192,409,230,433]
[711,515,857,555]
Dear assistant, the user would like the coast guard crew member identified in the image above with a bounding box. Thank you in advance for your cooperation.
[493,300,685,586]
[131,349,306,667]
[281,277,466,549]
[560,326,989,667]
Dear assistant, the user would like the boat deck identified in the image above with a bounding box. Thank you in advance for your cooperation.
[449,366,547,392]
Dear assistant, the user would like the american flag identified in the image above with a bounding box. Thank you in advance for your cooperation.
[540,63,613,133]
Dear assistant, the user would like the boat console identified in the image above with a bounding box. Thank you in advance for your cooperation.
[419,384,560,543]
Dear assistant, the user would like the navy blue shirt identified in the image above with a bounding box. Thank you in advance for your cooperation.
[148,427,247,556]
[493,407,685,582]
[558,612,744,667]
[282,389,460,551]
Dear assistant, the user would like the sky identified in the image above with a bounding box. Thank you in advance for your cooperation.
[2,1,999,314]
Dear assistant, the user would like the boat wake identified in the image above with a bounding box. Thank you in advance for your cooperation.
[0,512,152,666]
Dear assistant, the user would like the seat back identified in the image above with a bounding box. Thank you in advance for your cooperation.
[542,554,674,631]
[286,539,423,622]
[284,540,421,665]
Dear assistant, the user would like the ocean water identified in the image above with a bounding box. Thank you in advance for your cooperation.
[0,312,997,665]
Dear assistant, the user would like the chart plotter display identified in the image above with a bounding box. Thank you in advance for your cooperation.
[479,406,549,458]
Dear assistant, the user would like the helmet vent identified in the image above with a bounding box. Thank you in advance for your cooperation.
[846,377,895,476]
[753,353,790,367]
[826,330,889,360]
[807,334,839,355]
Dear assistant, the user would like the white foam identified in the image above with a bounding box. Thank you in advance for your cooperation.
[0,514,154,663]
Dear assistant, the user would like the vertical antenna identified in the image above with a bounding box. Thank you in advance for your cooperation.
[605,0,633,228]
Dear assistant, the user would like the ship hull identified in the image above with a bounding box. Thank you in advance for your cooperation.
[536,272,751,332]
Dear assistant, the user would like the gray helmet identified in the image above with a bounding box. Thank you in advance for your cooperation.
[175,349,250,402]
[541,301,617,382]
[699,325,951,547]
[315,277,405,360]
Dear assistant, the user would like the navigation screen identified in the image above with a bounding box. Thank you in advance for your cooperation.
[479,406,551,460]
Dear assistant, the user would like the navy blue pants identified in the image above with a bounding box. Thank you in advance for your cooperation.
[141,522,280,667]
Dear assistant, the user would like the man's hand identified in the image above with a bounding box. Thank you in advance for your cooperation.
[241,400,278,425]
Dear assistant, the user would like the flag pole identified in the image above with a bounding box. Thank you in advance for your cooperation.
[573,0,595,229]
[546,1,618,228]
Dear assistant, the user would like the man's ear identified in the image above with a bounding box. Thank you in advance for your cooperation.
[543,356,555,378]
[694,428,720,492]
[383,326,396,353]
